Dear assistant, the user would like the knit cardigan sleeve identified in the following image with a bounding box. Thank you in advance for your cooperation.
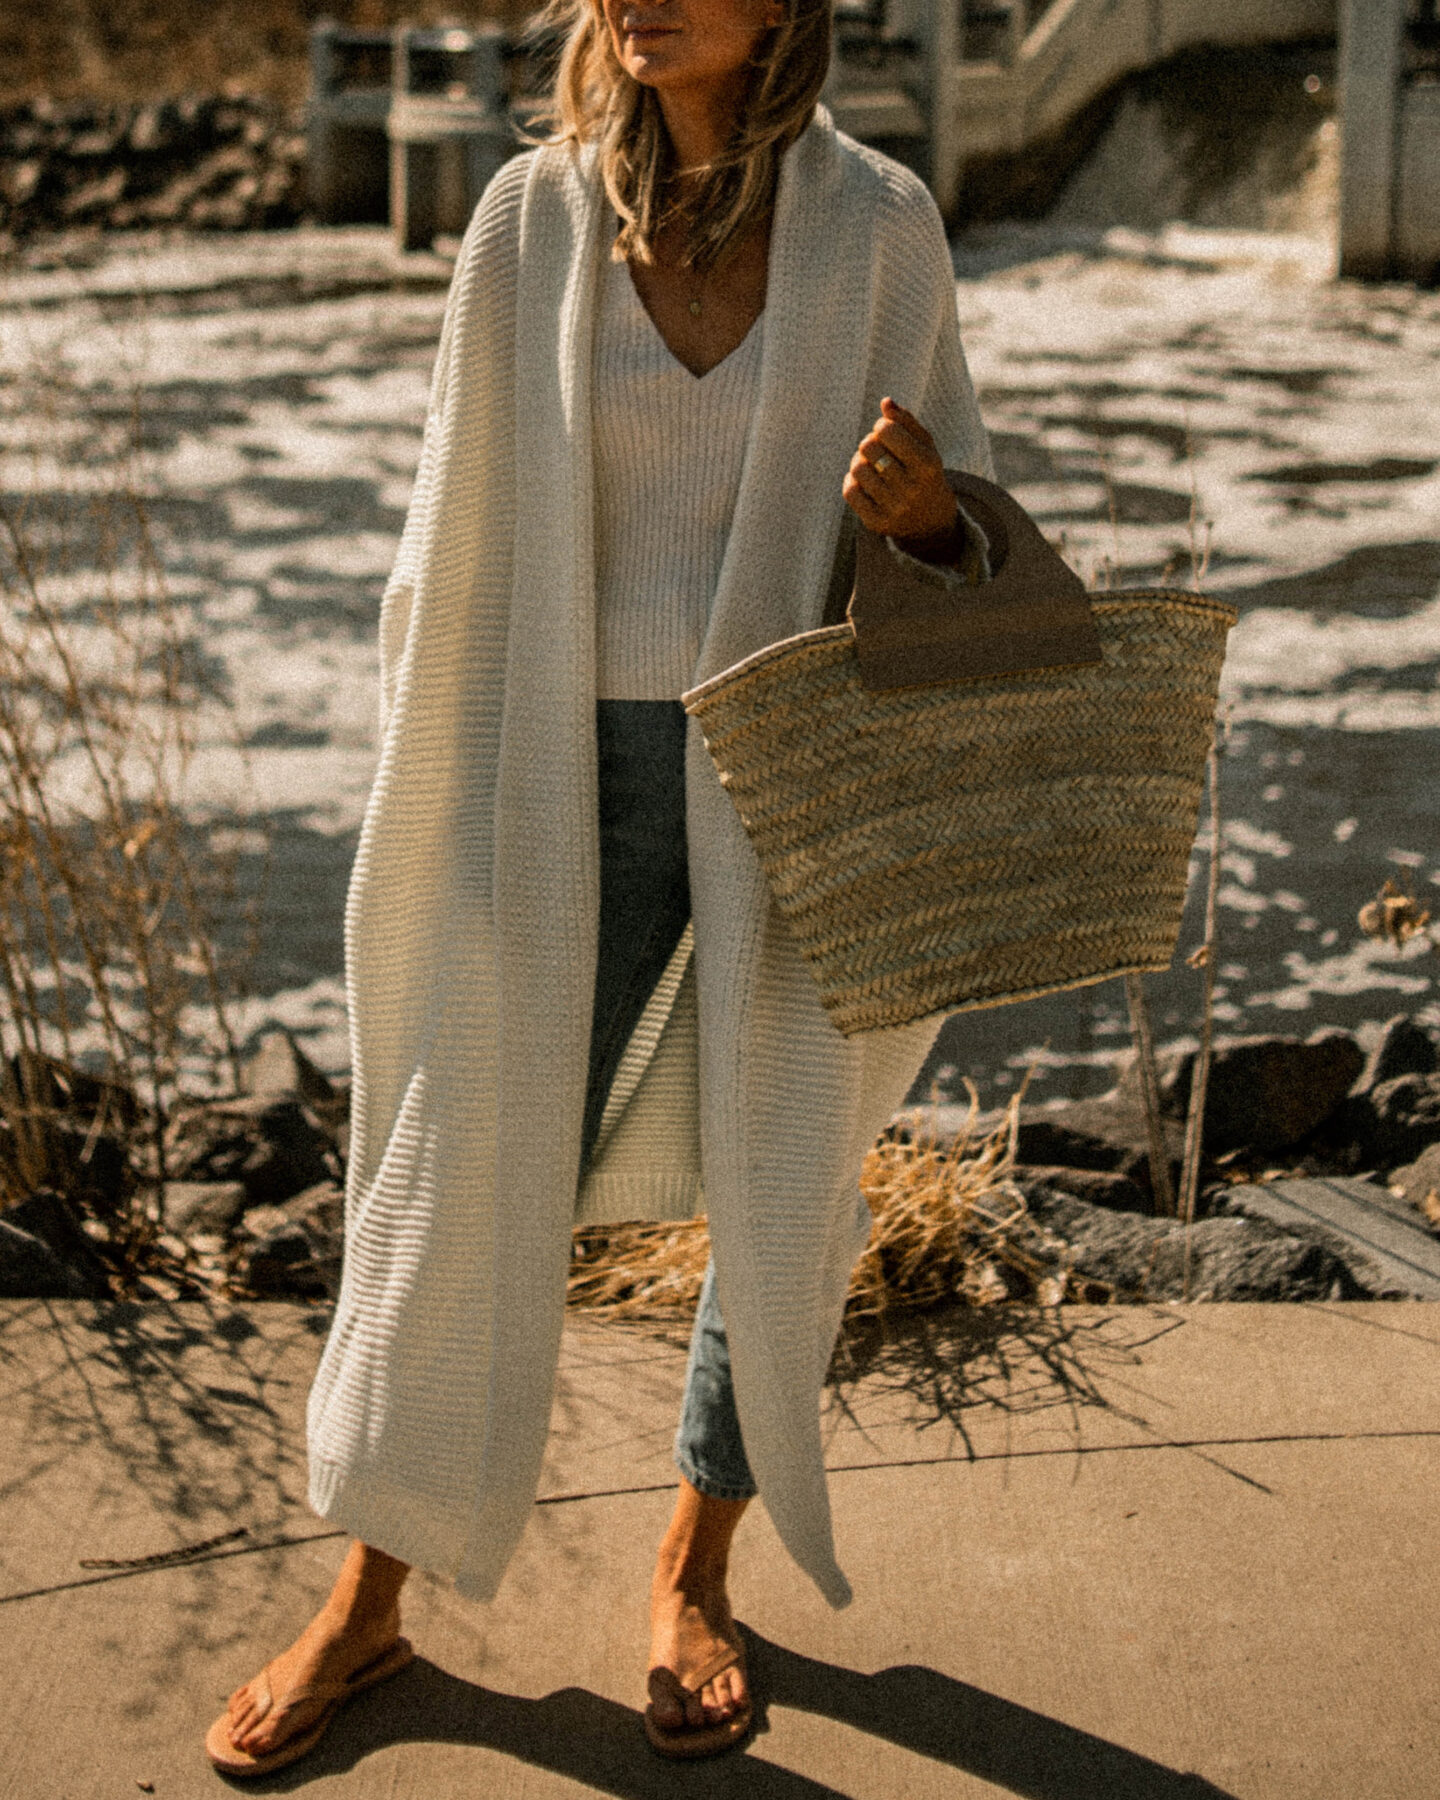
[881,168,993,482]
[817,152,995,610]
[376,154,534,741]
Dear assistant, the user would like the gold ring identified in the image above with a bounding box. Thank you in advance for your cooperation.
[874,454,894,475]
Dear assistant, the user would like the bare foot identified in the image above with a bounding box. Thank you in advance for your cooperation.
[647,1568,748,1730]
[224,1601,402,1757]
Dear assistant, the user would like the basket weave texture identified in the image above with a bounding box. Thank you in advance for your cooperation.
[683,589,1237,1037]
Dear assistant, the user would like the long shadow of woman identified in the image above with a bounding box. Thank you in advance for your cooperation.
[233,1625,1236,1799]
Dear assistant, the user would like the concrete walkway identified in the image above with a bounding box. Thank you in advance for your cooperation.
[1,1297,1436,1798]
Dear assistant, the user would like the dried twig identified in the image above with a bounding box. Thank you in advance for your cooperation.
[1178,727,1225,1292]
[0,351,267,1227]
[1124,970,1176,1217]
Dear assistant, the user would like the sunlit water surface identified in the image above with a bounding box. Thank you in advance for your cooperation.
[3,222,1439,1107]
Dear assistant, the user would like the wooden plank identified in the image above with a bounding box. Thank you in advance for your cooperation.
[1226,1177,1440,1300]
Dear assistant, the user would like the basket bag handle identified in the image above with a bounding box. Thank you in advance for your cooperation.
[848,470,1104,691]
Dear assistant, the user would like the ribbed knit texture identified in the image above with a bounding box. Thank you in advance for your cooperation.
[306,110,994,1611]
[593,250,763,699]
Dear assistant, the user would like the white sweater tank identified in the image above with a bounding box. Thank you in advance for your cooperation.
[592,245,764,700]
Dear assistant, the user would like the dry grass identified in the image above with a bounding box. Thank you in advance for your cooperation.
[0,347,264,1233]
[849,1085,1068,1314]
[566,1078,1072,1325]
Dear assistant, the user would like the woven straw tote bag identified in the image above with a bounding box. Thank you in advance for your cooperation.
[682,473,1237,1038]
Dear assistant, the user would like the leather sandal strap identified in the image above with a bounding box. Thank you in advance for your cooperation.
[677,1642,743,1696]
[261,1638,410,1717]
[269,1678,349,1710]
[249,1668,275,1724]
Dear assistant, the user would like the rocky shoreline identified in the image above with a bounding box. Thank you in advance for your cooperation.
[4,1015,1440,1310]
[0,95,306,245]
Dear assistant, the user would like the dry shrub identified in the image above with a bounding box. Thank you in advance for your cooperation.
[851,1084,1068,1315]
[0,348,263,1230]
[567,1217,713,1319]
[0,0,526,107]
[566,1079,1071,1323]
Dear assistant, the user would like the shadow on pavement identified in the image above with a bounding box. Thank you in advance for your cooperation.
[828,1302,1186,1454]
[747,1629,1235,1800]
[226,1634,1234,1799]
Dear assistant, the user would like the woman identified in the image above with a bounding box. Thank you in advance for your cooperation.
[208,0,991,1772]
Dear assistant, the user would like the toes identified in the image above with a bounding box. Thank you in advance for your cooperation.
[700,1670,741,1722]
[720,1665,747,1715]
[229,1706,270,1753]
[227,1706,259,1749]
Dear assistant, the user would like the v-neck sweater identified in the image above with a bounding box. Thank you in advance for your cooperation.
[593,250,764,699]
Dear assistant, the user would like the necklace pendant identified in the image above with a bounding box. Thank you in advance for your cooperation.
[688,298,702,317]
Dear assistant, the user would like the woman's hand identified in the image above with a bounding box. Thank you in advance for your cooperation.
[842,397,962,560]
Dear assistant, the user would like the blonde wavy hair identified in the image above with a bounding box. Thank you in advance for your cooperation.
[533,0,831,272]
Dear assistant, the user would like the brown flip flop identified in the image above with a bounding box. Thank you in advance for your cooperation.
[644,1640,753,1760]
[205,1636,414,1778]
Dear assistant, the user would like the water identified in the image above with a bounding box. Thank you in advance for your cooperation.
[3,222,1440,1106]
[924,222,1440,1107]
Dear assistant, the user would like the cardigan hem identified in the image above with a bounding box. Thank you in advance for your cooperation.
[574,1170,703,1225]
[308,1456,471,1585]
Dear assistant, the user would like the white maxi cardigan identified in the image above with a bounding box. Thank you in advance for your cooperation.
[307,107,993,1608]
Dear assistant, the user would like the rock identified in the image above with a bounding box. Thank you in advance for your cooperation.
[0,1052,138,1216]
[1313,1061,1440,1174]
[1024,1185,1368,1301]
[1358,1073,1440,1170]
[1158,1032,1364,1155]
[173,93,219,138]
[69,125,123,158]
[165,1095,339,1205]
[6,1049,141,1130]
[1386,1143,1440,1228]
[240,1031,347,1156]
[1154,1216,1368,1301]
[0,1190,111,1298]
[62,167,127,219]
[1013,1164,1151,1213]
[3,160,43,206]
[236,1180,343,1299]
[0,94,306,239]
[1018,1096,1187,1205]
[44,1118,133,1217]
[3,119,45,155]
[902,1093,1184,1207]
[1008,1104,1133,1171]
[190,190,255,231]
[1352,1015,1438,1094]
[0,1213,95,1298]
[241,1029,336,1108]
[160,1180,248,1235]
[128,102,174,154]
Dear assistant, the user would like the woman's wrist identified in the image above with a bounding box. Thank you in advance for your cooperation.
[892,501,966,567]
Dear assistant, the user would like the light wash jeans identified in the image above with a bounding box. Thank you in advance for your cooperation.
[578,700,758,1501]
